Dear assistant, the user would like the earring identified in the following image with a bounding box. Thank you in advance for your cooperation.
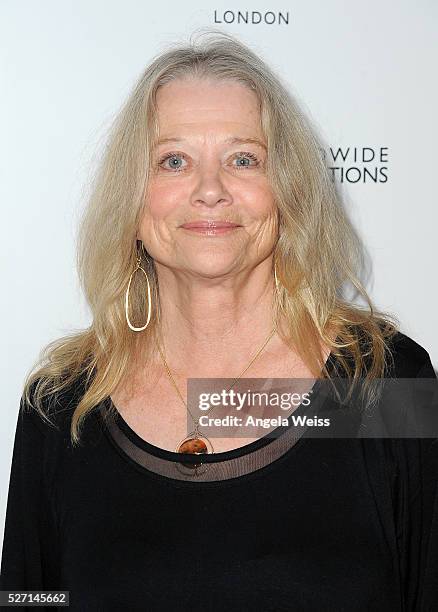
[125,243,152,331]
[274,260,280,291]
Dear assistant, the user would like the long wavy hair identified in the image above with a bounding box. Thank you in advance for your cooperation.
[22,28,399,445]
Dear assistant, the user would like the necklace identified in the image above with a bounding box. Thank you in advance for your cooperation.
[155,326,277,459]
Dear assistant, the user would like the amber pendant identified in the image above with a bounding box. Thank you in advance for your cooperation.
[176,432,214,470]
[178,437,208,454]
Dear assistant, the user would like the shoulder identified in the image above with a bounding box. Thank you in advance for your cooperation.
[19,370,91,441]
[384,331,436,378]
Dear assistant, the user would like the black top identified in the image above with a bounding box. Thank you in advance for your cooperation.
[1,331,438,611]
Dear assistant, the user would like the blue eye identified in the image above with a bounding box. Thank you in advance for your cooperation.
[158,151,261,173]
[234,153,260,169]
[159,153,187,172]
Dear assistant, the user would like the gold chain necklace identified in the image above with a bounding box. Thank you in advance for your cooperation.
[155,326,277,457]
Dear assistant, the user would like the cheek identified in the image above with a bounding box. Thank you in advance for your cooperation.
[241,181,276,217]
[145,182,183,217]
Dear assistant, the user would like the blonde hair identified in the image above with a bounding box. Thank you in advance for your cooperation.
[22,28,398,445]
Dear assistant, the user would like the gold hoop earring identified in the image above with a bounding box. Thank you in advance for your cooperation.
[274,260,280,291]
[125,244,152,332]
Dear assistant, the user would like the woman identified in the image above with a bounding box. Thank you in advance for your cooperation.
[1,29,437,611]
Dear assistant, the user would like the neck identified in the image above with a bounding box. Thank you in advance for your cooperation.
[152,258,280,376]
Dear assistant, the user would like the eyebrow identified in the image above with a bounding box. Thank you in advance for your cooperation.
[154,136,267,151]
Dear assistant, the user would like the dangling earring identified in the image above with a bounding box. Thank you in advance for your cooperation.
[274,260,280,292]
[125,243,152,331]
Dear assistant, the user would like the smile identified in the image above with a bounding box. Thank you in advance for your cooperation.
[181,226,242,235]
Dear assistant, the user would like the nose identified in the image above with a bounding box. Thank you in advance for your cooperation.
[190,163,233,209]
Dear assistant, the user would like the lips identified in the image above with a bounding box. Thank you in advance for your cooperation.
[181,221,241,229]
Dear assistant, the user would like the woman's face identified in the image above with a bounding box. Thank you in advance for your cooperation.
[138,77,278,279]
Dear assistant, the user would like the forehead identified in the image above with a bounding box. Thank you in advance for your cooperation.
[154,78,263,138]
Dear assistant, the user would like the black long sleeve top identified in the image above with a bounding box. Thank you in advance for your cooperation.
[1,331,438,611]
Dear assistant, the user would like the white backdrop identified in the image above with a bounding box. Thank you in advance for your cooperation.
[1,1,437,546]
